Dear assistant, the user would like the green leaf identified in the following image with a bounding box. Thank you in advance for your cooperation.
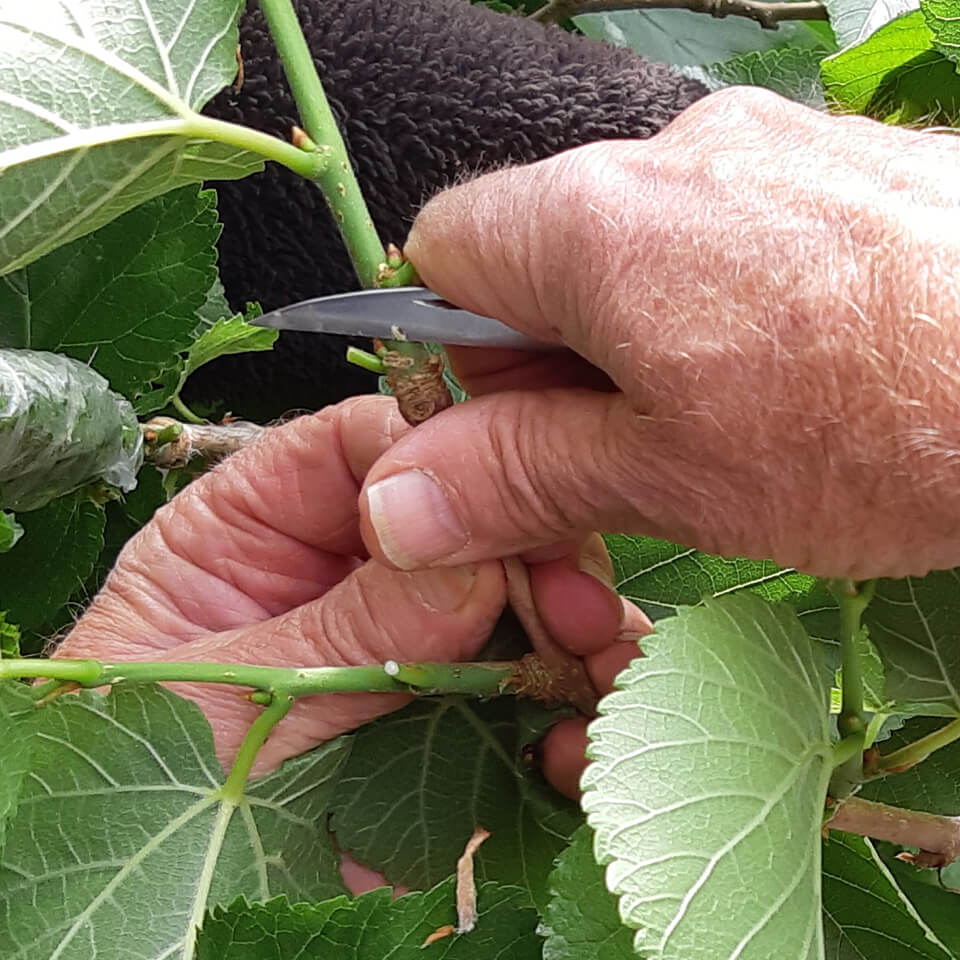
[0,611,20,658]
[582,594,832,959]
[0,510,22,552]
[860,716,960,813]
[702,47,828,106]
[924,0,960,63]
[329,697,581,910]
[883,854,960,955]
[0,349,142,511]
[0,682,35,850]
[606,535,821,619]
[821,11,960,124]
[0,685,348,960]
[197,880,542,959]
[540,823,635,960]
[821,833,956,958]
[573,9,822,67]
[183,305,274,381]
[862,572,960,716]
[0,0,262,275]
[0,491,104,632]
[823,0,920,50]
[0,188,224,408]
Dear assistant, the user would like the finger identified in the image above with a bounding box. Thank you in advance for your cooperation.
[527,534,623,657]
[444,345,615,397]
[360,387,669,570]
[148,558,505,773]
[540,634,647,800]
[540,718,588,801]
[89,397,411,642]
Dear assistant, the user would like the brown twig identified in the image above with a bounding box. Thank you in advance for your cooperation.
[503,557,598,715]
[530,0,828,28]
[142,417,267,468]
[826,796,960,869]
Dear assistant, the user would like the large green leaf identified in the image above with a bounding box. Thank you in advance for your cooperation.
[0,682,36,851]
[0,685,348,960]
[197,881,542,959]
[0,491,105,631]
[821,10,960,123]
[329,697,580,910]
[821,834,956,959]
[0,350,141,511]
[574,9,820,68]
[605,536,838,647]
[863,572,960,716]
[582,594,832,959]
[924,0,960,63]
[540,823,634,960]
[0,188,223,409]
[702,47,828,106]
[0,0,262,276]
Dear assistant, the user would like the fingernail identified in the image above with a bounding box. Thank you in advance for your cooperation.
[365,470,468,569]
[414,565,478,612]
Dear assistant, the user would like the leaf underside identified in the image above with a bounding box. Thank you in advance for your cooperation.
[583,593,832,959]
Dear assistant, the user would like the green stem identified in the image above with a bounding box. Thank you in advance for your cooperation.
[832,732,866,769]
[171,394,205,426]
[826,578,876,797]
[148,421,184,446]
[257,0,386,287]
[878,717,960,774]
[184,114,327,181]
[220,690,293,800]
[346,346,387,374]
[384,659,515,695]
[0,657,519,699]
[830,579,876,738]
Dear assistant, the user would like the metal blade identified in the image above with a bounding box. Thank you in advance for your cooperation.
[252,286,555,350]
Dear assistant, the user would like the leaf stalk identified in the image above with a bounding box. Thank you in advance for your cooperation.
[221,690,294,798]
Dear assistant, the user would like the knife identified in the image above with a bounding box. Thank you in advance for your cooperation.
[251,286,557,350]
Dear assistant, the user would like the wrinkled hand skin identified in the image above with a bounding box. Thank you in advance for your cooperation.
[58,397,643,808]
[361,88,960,580]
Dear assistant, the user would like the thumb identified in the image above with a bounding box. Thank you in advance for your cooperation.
[360,388,651,569]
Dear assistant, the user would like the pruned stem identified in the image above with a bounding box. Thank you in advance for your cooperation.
[530,0,828,27]
[826,796,960,869]
[142,416,266,467]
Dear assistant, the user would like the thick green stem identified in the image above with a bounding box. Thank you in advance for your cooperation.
[221,691,293,800]
[0,657,520,699]
[257,0,386,287]
[829,579,876,738]
[827,578,876,797]
[384,659,516,695]
[878,717,960,774]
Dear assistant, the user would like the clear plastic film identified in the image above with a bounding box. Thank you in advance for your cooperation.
[0,349,142,512]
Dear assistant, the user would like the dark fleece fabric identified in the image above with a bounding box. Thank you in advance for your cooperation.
[191,0,706,417]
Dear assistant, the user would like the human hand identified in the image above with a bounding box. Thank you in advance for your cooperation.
[57,397,642,795]
[359,87,960,580]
